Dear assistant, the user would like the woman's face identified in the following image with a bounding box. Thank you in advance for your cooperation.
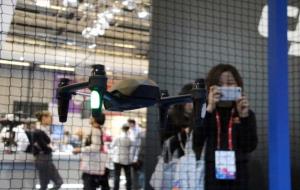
[219,71,238,87]
[184,102,193,114]
[42,114,52,126]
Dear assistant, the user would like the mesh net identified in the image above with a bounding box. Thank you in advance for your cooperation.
[1,0,149,189]
[288,1,300,190]
[147,1,268,190]
[0,0,296,190]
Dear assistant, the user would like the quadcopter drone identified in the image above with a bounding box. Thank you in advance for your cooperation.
[56,64,206,128]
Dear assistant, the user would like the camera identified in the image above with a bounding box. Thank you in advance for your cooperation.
[219,87,242,101]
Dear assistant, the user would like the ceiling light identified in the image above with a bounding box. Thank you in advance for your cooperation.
[106,71,113,75]
[39,65,75,72]
[138,8,150,18]
[143,70,148,74]
[0,59,30,67]
[114,43,136,49]
[122,0,128,6]
[79,3,94,12]
[122,0,137,10]
[90,27,101,36]
[112,1,123,14]
[88,44,97,49]
[19,56,24,61]
[96,16,110,29]
[50,5,67,11]
[36,0,51,7]
[63,0,78,7]
[82,27,93,38]
[82,18,109,38]
[66,40,76,45]
[103,11,114,22]
[96,27,106,36]
[110,6,122,14]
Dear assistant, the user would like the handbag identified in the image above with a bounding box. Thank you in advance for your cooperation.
[172,132,206,190]
[150,137,179,190]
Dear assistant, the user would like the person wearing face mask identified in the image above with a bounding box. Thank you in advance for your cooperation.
[194,64,258,190]
[33,111,63,190]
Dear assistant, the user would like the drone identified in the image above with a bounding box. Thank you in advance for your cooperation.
[56,64,206,128]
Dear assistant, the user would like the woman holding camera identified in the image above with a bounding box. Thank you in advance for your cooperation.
[195,64,258,190]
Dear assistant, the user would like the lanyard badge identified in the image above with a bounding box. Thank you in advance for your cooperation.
[215,111,236,180]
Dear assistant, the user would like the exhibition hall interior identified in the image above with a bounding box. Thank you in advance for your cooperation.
[0,0,299,190]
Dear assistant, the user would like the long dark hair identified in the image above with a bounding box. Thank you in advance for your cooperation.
[206,64,243,89]
[93,114,106,126]
[168,83,194,131]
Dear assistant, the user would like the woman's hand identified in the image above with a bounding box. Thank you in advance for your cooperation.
[206,85,221,113]
[236,96,250,118]
[72,147,81,154]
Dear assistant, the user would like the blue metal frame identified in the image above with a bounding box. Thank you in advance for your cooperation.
[268,0,291,190]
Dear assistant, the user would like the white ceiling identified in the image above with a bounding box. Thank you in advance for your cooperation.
[0,0,150,76]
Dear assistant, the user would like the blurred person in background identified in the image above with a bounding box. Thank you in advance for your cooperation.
[13,123,30,152]
[128,119,143,190]
[102,126,114,178]
[128,119,141,141]
[33,111,63,190]
[63,128,83,148]
[102,126,113,153]
[111,123,134,190]
[24,120,37,153]
[73,114,110,190]
[131,126,146,190]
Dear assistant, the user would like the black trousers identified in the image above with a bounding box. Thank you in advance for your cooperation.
[35,154,63,190]
[82,171,110,190]
[113,163,131,190]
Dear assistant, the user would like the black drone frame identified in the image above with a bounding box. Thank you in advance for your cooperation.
[56,64,206,130]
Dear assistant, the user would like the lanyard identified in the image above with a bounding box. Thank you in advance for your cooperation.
[216,110,234,150]
[99,128,105,153]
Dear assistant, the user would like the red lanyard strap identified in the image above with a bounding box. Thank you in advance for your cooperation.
[216,110,234,150]
[99,128,105,153]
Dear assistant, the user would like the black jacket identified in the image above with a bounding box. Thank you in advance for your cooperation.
[32,129,52,155]
[162,107,258,190]
[194,107,258,190]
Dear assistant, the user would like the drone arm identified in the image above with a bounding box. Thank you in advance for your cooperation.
[58,82,89,94]
[159,94,193,108]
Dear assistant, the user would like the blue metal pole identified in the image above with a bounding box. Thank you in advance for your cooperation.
[268,0,291,190]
